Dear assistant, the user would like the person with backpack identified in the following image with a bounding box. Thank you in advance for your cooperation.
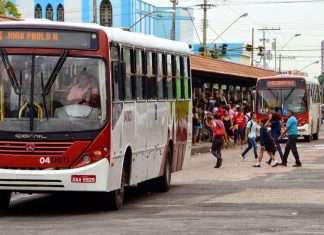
[240,112,260,160]
[265,112,284,164]
[211,114,227,168]
[253,119,279,167]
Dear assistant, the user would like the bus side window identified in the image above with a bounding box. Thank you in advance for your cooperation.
[122,47,134,100]
[135,49,145,100]
[146,51,157,99]
[174,55,183,99]
[156,52,164,99]
[181,56,190,99]
[165,54,173,99]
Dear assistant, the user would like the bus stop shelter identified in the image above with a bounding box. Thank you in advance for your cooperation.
[191,55,278,104]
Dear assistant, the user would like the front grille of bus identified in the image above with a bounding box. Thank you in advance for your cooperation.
[0,179,64,188]
[0,141,73,156]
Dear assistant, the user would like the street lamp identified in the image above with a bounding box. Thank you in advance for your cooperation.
[129,9,175,31]
[278,33,301,72]
[207,13,248,50]
[296,60,319,73]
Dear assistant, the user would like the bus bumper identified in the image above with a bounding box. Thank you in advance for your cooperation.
[0,159,109,192]
[297,124,311,136]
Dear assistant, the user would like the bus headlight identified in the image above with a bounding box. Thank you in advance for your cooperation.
[82,155,91,164]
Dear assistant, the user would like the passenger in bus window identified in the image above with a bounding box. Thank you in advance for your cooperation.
[66,71,99,107]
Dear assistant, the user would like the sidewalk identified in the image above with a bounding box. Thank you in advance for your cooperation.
[191,142,211,155]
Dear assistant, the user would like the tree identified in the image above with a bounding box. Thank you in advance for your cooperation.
[0,1,21,19]
[318,73,324,85]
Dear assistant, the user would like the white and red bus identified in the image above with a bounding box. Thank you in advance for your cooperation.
[256,75,321,141]
[0,21,192,210]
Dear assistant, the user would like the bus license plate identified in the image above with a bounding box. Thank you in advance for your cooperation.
[71,175,96,183]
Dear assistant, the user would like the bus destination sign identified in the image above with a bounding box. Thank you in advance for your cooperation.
[0,29,98,50]
[266,80,296,87]
[257,79,305,89]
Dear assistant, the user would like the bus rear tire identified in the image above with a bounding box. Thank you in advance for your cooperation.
[155,147,172,192]
[0,191,11,210]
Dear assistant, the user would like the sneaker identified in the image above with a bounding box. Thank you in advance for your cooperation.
[272,163,279,167]
[253,164,260,167]
[292,163,302,167]
[239,154,245,159]
[266,160,271,165]
[278,162,287,166]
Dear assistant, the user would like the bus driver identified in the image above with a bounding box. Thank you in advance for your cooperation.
[66,70,99,107]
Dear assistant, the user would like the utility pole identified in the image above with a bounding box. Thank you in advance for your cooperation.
[93,0,97,23]
[198,1,216,55]
[258,27,280,68]
[251,28,254,66]
[171,0,178,40]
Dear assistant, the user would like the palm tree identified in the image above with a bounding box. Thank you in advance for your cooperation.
[0,1,21,19]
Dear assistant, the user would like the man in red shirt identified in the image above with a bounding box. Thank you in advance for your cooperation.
[233,107,246,149]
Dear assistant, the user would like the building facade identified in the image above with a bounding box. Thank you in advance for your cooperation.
[10,0,194,44]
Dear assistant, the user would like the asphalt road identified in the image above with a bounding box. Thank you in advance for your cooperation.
[1,131,324,235]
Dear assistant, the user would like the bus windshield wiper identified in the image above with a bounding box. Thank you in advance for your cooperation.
[42,50,69,96]
[0,49,21,94]
[284,88,295,101]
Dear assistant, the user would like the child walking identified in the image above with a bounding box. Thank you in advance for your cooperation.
[254,119,279,167]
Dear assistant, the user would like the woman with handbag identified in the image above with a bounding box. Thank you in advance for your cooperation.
[211,114,227,168]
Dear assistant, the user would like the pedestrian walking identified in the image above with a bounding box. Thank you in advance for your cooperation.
[278,110,302,167]
[222,109,233,149]
[254,119,279,167]
[211,114,227,168]
[240,112,259,160]
[265,112,284,164]
[192,107,201,145]
[233,107,246,149]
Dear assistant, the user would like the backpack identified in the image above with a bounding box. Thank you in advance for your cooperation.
[247,120,254,132]
[213,120,225,137]
[266,130,276,153]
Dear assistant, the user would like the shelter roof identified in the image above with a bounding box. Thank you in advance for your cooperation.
[191,54,278,79]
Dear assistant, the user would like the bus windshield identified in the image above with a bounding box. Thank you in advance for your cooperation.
[0,53,107,132]
[257,88,307,115]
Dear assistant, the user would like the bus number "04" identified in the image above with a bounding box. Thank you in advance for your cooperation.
[39,157,68,164]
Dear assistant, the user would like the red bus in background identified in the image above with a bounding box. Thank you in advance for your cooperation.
[256,75,321,141]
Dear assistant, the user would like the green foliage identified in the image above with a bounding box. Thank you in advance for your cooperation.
[318,73,324,85]
[0,1,21,19]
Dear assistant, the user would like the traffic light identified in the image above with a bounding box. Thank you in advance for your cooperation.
[221,43,228,55]
[257,46,265,56]
[246,44,253,52]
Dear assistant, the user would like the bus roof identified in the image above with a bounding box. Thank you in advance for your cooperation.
[0,20,192,55]
[258,75,320,85]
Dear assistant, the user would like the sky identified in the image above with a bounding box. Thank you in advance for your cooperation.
[145,0,324,77]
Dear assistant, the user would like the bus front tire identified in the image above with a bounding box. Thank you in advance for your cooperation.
[313,132,319,140]
[102,166,127,210]
[304,135,312,142]
[0,191,11,210]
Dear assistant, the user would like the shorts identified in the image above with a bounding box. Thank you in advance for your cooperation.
[261,144,276,154]
[238,127,245,140]
[193,126,200,137]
